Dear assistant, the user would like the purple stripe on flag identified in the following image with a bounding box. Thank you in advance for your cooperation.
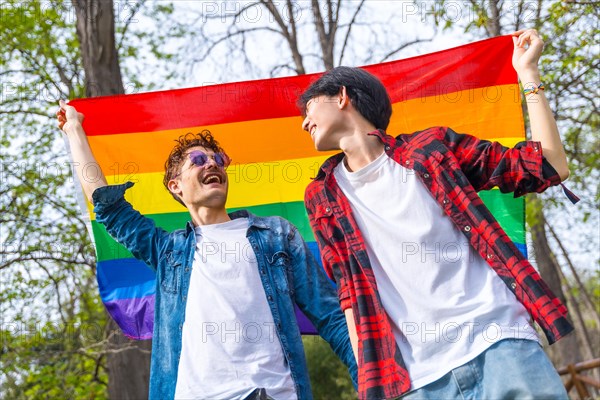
[295,304,317,335]
[104,295,155,340]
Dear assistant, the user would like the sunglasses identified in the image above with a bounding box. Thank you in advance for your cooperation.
[174,150,231,178]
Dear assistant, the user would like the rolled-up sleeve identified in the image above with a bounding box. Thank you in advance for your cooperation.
[92,182,168,270]
[440,127,562,196]
[92,182,134,208]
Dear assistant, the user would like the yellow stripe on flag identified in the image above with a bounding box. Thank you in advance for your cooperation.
[88,155,331,218]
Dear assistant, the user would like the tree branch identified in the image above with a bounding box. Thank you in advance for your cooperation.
[338,0,365,66]
[379,37,434,62]
[116,0,146,53]
[547,222,600,326]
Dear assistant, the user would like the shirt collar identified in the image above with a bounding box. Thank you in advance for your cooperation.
[185,220,194,233]
[229,210,270,229]
[184,210,269,233]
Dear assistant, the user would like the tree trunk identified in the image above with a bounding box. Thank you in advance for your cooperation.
[72,0,151,398]
[74,0,124,97]
[311,0,336,70]
[104,320,152,399]
[486,0,502,37]
[547,222,600,328]
[262,1,306,75]
[529,197,581,368]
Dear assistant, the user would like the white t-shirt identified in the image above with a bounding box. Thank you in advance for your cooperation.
[334,152,538,390]
[174,218,297,400]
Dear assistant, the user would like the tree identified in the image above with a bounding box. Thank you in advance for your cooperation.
[1,1,108,397]
[70,1,154,398]
[155,0,435,81]
[1,0,176,397]
[303,336,355,399]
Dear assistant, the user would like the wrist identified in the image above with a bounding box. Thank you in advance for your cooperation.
[517,69,541,85]
[63,121,84,135]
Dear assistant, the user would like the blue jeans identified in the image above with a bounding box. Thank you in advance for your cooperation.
[400,339,569,400]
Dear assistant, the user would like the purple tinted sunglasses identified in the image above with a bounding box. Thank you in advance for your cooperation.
[174,150,231,177]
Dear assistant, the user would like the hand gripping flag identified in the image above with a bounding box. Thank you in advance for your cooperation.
[70,35,527,339]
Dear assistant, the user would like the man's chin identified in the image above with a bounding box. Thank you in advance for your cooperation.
[198,198,227,210]
[315,142,338,152]
[188,187,228,209]
[209,188,228,205]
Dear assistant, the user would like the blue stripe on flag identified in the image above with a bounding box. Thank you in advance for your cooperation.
[515,242,527,258]
[97,258,156,301]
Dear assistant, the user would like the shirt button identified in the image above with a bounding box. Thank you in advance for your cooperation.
[182,295,187,301]
[384,145,390,151]
[423,173,430,179]
[267,295,273,301]
[261,269,266,275]
[464,225,471,232]
[511,282,517,290]
[185,268,190,273]
[325,207,331,213]
[442,199,449,205]
[405,160,410,166]
[487,254,494,259]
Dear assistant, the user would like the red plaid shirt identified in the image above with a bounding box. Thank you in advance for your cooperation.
[304,128,574,400]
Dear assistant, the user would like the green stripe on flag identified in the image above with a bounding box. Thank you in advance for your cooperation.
[93,191,524,263]
[480,191,525,243]
[93,201,314,262]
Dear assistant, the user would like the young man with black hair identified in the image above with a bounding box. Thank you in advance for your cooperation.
[57,101,357,400]
[301,30,573,399]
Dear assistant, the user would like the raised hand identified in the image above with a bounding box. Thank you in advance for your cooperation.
[56,99,84,133]
[55,100,107,200]
[511,29,544,78]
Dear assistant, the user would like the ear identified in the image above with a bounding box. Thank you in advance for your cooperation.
[167,178,183,199]
[338,86,350,109]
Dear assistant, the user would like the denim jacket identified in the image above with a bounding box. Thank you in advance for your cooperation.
[92,182,358,400]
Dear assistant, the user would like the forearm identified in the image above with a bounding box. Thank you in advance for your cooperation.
[519,72,569,181]
[344,308,359,363]
[64,123,108,202]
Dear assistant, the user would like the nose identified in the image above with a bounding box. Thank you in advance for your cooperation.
[204,155,220,169]
[302,116,310,132]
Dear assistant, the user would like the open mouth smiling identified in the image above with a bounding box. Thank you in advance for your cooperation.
[201,172,224,185]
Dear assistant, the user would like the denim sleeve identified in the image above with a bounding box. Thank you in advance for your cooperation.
[92,182,170,271]
[287,225,359,388]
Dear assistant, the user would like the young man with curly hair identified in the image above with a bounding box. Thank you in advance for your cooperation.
[300,30,572,399]
[57,101,357,400]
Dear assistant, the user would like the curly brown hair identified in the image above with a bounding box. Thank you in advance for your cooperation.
[163,130,227,206]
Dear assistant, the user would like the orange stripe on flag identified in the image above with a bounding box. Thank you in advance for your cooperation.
[88,84,522,175]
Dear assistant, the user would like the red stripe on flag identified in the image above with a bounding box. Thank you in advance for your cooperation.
[70,36,516,136]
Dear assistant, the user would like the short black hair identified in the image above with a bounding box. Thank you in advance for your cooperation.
[297,66,392,130]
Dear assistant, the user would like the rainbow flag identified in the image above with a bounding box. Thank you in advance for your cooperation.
[71,35,526,340]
